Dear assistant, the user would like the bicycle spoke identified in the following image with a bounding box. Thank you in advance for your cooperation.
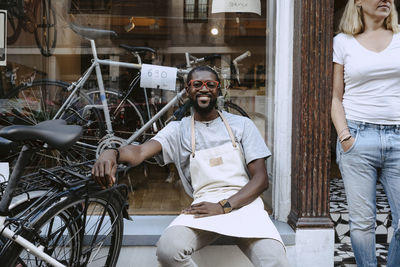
[16,91,38,124]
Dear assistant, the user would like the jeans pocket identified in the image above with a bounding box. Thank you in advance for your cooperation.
[340,125,359,155]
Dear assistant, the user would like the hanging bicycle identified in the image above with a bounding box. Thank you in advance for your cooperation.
[0,0,57,57]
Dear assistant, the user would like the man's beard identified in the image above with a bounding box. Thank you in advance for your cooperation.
[189,96,218,115]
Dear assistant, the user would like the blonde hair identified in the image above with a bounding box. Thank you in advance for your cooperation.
[338,0,400,35]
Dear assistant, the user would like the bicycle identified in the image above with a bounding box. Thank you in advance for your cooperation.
[0,23,251,174]
[0,0,57,57]
[1,23,188,172]
[0,119,129,266]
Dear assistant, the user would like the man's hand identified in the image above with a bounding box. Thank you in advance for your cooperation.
[181,202,224,218]
[92,149,118,189]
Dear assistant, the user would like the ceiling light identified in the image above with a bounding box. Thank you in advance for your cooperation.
[211,27,219,35]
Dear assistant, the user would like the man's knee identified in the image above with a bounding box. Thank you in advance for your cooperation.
[156,227,195,266]
[263,240,289,267]
[240,238,289,267]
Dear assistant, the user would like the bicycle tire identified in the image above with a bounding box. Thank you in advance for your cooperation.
[34,0,57,57]
[0,80,103,172]
[5,193,123,267]
[223,101,249,118]
[85,89,145,142]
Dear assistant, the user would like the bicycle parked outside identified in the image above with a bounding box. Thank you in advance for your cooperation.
[0,119,128,267]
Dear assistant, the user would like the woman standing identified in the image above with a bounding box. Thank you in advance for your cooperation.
[332,0,400,266]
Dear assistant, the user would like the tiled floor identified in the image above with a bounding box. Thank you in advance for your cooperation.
[330,178,392,267]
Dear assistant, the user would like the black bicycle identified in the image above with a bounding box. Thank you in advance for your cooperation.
[0,119,129,266]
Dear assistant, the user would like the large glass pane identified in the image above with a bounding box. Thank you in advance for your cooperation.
[1,0,275,215]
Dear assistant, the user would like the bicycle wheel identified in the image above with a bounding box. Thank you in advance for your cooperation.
[6,193,123,267]
[1,80,103,172]
[223,101,249,117]
[6,2,22,45]
[85,89,145,142]
[34,0,57,57]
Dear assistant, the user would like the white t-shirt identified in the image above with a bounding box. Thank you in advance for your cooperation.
[333,32,400,124]
[152,111,271,197]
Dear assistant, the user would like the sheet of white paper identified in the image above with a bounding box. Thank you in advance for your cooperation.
[140,64,178,91]
[0,162,9,182]
[211,0,261,15]
[0,11,6,66]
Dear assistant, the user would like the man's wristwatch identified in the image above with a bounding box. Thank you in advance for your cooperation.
[219,199,233,214]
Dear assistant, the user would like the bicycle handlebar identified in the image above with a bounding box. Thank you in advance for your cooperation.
[181,51,251,84]
[232,51,251,85]
[232,51,251,65]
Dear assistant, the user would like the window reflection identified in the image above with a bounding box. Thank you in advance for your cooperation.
[184,0,208,22]
[1,0,274,215]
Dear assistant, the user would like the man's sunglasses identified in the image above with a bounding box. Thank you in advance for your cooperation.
[188,80,219,90]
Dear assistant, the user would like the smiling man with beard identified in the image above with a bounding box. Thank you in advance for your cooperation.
[92,66,289,267]
[187,67,219,116]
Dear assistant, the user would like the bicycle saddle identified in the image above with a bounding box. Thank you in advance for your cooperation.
[0,120,82,150]
[119,44,156,54]
[0,136,18,157]
[70,23,118,40]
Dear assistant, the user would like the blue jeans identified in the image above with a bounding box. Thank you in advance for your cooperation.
[337,120,400,267]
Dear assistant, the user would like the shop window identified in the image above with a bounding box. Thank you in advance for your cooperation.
[2,0,275,216]
[184,0,208,22]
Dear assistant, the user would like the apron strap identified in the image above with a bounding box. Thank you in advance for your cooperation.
[191,115,196,157]
[191,110,237,157]
[217,110,237,148]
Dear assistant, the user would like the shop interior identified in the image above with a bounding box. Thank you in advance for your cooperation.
[0,0,274,215]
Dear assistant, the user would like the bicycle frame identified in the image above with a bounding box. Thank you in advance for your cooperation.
[53,38,187,149]
[0,145,66,267]
[0,216,66,267]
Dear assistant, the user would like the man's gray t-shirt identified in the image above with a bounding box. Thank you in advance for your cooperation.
[152,111,271,197]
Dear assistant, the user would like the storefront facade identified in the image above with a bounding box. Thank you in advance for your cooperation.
[0,0,336,266]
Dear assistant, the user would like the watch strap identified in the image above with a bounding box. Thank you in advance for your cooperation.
[219,199,233,213]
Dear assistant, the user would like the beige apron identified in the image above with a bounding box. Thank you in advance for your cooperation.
[168,111,283,243]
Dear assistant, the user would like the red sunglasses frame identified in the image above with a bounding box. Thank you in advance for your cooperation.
[188,80,220,90]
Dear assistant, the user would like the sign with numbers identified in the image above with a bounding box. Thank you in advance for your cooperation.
[0,10,6,66]
[211,0,261,15]
[140,64,177,91]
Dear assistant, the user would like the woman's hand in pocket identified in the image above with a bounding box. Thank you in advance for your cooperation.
[341,136,355,152]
